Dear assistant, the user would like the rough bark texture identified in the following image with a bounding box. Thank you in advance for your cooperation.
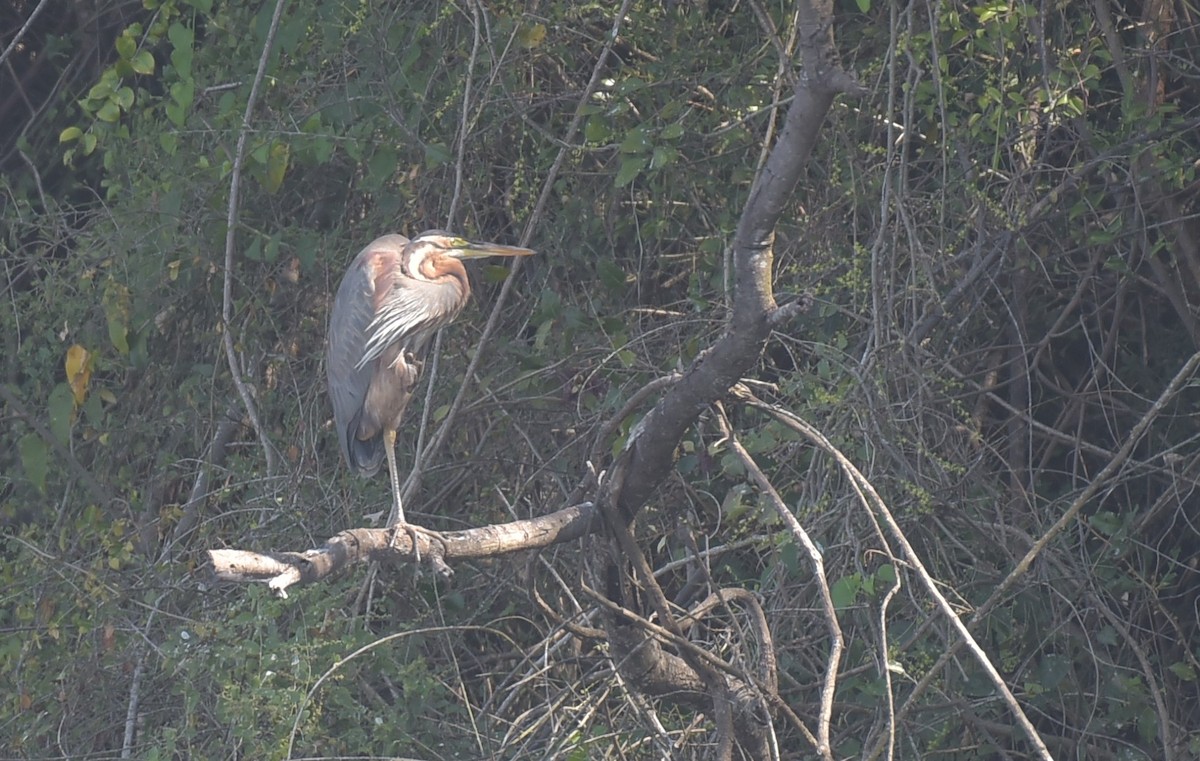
[594,2,863,754]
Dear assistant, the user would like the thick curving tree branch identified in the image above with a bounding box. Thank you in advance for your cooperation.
[607,0,864,527]
[584,3,864,758]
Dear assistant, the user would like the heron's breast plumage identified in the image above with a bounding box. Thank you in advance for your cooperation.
[357,264,469,370]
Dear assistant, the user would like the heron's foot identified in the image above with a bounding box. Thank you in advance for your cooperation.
[389,522,453,578]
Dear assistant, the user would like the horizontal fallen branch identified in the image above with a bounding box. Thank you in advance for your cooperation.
[207,501,598,596]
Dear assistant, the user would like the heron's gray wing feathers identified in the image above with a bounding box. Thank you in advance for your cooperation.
[326,237,407,475]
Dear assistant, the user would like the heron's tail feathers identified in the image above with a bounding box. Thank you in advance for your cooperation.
[348,434,385,476]
[341,407,385,476]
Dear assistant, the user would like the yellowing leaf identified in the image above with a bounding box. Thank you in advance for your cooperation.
[65,344,93,405]
[265,141,289,194]
[518,22,547,49]
[103,279,131,354]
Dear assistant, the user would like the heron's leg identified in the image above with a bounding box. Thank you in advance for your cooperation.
[383,428,406,525]
[383,428,422,563]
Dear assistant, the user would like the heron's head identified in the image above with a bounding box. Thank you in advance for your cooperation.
[410,230,535,261]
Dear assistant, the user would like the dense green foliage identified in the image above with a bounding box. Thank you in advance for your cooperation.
[3,0,1199,758]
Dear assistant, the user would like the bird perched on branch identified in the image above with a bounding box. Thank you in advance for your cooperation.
[326,230,534,547]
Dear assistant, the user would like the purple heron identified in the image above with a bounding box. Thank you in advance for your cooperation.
[326,230,534,546]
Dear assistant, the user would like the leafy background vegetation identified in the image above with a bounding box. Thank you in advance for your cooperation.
[2,0,1199,758]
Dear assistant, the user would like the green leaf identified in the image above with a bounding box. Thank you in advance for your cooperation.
[831,574,861,609]
[650,145,677,169]
[165,102,186,128]
[1169,661,1197,682]
[168,22,194,76]
[115,86,135,109]
[59,126,83,143]
[481,263,512,284]
[368,145,399,187]
[615,156,646,187]
[584,118,610,143]
[596,259,627,291]
[81,132,97,155]
[87,81,113,101]
[424,142,451,168]
[310,137,334,164]
[855,0,871,11]
[876,563,897,585]
[619,129,650,154]
[19,434,48,493]
[168,22,194,52]
[96,100,121,123]
[171,79,194,108]
[129,49,154,75]
[116,35,136,60]
[660,122,684,140]
[103,281,131,354]
[48,383,75,444]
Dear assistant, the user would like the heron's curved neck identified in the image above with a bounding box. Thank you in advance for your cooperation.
[410,254,469,297]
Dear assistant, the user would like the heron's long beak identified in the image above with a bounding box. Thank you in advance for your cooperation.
[453,240,535,259]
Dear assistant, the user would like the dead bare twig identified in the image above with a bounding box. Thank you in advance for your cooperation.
[218,0,288,476]
[735,389,1055,761]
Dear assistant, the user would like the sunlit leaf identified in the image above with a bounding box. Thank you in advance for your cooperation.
[130,50,155,75]
[115,86,135,109]
[59,126,83,143]
[116,35,136,60]
[96,101,121,123]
